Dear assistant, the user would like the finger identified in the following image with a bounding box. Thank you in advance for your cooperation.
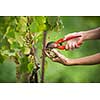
[64,33,74,40]
[75,43,80,48]
[52,57,66,65]
[68,43,73,50]
[65,42,70,50]
[45,51,50,57]
[65,44,69,50]
[52,49,63,57]
[64,34,70,40]
[71,42,76,50]
[45,50,54,59]
[52,57,60,62]
[64,32,81,40]
[51,49,66,58]
[77,38,83,45]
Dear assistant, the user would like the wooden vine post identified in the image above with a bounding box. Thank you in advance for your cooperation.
[41,31,47,83]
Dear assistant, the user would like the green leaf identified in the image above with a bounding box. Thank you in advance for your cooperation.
[0,54,4,63]
[47,16,57,26]
[35,16,46,24]
[34,32,43,49]
[20,55,29,73]
[15,32,24,47]
[24,47,30,55]
[1,50,15,56]
[15,17,27,33]
[0,38,10,50]
[6,26,15,38]
[27,62,34,73]
[39,24,46,32]
[11,41,20,49]
[30,22,39,32]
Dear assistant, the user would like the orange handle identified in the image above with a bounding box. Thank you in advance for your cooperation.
[57,46,65,50]
[55,35,81,44]
[55,35,81,50]
[65,35,81,41]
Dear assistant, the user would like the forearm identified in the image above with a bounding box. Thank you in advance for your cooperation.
[68,53,100,65]
[82,27,100,41]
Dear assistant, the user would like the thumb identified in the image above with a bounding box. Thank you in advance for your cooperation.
[77,38,83,45]
[64,32,80,40]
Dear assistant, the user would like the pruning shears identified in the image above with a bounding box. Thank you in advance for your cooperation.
[46,35,81,50]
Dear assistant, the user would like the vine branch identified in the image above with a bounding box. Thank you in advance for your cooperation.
[26,17,40,83]
[29,45,40,83]
[41,31,47,83]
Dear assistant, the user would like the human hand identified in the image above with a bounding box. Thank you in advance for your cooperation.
[64,32,84,50]
[45,49,71,65]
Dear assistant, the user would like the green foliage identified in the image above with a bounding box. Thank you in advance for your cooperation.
[46,16,64,31]
[20,55,29,73]
[0,59,16,82]
[0,16,62,82]
[0,54,4,63]
[27,62,34,73]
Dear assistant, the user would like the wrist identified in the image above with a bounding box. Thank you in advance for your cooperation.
[80,27,100,40]
[82,31,90,41]
[65,58,77,66]
[78,31,87,41]
[66,58,82,65]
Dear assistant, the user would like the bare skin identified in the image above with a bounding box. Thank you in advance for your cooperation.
[64,27,100,50]
[46,27,100,65]
[47,49,100,65]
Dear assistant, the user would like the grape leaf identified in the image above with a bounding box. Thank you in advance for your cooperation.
[27,62,34,73]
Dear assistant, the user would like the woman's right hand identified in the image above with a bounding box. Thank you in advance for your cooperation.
[64,32,84,50]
